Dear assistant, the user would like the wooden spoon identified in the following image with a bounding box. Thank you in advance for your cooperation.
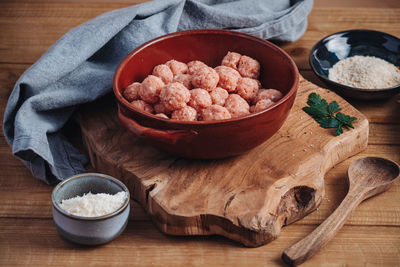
[282,157,400,266]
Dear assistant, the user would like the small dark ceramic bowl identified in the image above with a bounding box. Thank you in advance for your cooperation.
[113,29,299,159]
[52,173,130,245]
[310,29,400,100]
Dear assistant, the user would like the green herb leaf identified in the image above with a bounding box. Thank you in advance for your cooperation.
[336,112,357,128]
[306,93,329,116]
[302,106,324,119]
[328,101,341,116]
[306,92,321,105]
[315,117,340,128]
[303,93,357,136]
[335,124,344,136]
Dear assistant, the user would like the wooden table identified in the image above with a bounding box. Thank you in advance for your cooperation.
[1,0,399,266]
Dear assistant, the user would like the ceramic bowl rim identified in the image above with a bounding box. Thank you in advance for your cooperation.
[113,29,299,125]
[52,173,130,221]
[309,29,400,93]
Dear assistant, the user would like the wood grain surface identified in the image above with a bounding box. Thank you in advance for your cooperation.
[0,0,399,266]
[79,77,368,247]
[283,157,400,265]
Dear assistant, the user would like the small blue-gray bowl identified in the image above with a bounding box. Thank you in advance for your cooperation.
[309,29,400,100]
[52,173,130,245]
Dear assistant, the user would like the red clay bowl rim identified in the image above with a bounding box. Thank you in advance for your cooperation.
[113,29,299,125]
[309,29,400,93]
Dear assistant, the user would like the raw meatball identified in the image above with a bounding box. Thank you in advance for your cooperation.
[254,99,275,113]
[187,60,208,75]
[249,105,256,113]
[152,64,173,84]
[173,73,192,89]
[165,60,188,76]
[256,79,262,89]
[171,105,197,121]
[224,94,250,118]
[130,100,154,114]
[238,55,260,79]
[139,75,164,104]
[154,102,172,115]
[221,51,241,70]
[155,113,169,119]
[215,66,241,92]
[160,82,191,111]
[202,105,231,121]
[236,77,260,103]
[210,87,229,106]
[188,88,212,111]
[123,82,141,102]
[255,89,283,104]
[191,67,219,92]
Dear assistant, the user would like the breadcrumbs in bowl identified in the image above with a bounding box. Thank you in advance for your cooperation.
[113,29,299,159]
[310,29,400,100]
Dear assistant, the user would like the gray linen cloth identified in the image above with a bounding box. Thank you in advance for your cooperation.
[3,0,313,184]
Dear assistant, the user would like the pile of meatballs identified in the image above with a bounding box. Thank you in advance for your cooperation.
[122,52,283,121]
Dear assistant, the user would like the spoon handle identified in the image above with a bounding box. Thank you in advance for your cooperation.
[282,189,365,266]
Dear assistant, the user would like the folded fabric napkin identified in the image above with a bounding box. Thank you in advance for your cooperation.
[3,0,313,184]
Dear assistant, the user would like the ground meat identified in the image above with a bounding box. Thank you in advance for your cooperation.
[202,105,231,121]
[249,105,255,113]
[153,102,172,115]
[221,52,241,70]
[171,105,197,121]
[191,66,219,92]
[254,89,283,104]
[224,94,250,118]
[135,55,273,122]
[215,66,241,92]
[123,82,141,102]
[152,64,173,84]
[139,75,164,104]
[160,82,191,110]
[256,80,262,89]
[173,73,193,89]
[187,60,208,75]
[155,113,169,119]
[254,99,274,113]
[210,87,229,106]
[130,100,154,114]
[165,60,188,76]
[188,88,212,111]
[238,55,260,79]
[236,77,260,103]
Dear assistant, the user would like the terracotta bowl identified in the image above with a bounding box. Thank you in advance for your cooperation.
[113,29,299,159]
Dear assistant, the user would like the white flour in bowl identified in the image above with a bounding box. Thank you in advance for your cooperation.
[60,191,127,217]
[328,55,400,89]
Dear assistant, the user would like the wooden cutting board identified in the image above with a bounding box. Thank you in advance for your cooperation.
[79,76,368,247]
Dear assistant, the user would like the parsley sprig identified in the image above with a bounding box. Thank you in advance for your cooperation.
[302,93,357,136]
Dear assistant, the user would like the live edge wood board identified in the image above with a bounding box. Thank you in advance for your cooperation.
[79,76,369,247]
